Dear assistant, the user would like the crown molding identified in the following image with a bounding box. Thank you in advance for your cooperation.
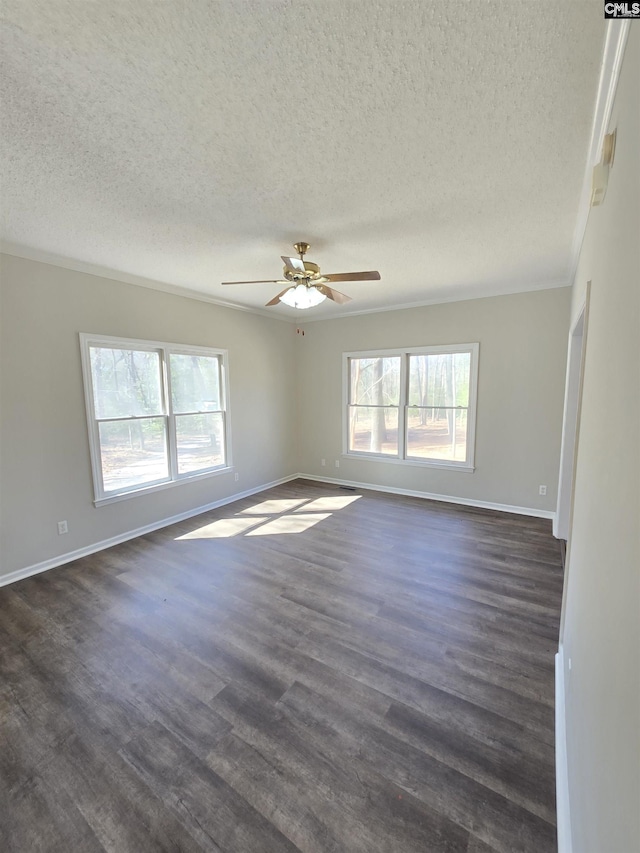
[1,240,570,324]
[568,20,630,283]
[299,277,571,323]
[0,241,292,323]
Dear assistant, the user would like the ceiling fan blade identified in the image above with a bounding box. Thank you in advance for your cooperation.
[221,279,287,286]
[265,286,294,307]
[281,256,306,273]
[317,284,352,304]
[322,270,381,283]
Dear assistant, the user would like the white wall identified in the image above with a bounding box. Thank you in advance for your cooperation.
[561,27,639,852]
[296,287,571,512]
[0,254,298,579]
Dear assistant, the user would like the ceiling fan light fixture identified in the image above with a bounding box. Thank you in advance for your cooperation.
[279,283,326,309]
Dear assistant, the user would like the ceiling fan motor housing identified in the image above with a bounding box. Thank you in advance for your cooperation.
[284,260,320,282]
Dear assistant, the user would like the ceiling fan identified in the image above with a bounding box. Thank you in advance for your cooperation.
[221,242,380,309]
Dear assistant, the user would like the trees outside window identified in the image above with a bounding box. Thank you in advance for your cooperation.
[81,335,229,503]
[348,356,400,455]
[346,345,478,470]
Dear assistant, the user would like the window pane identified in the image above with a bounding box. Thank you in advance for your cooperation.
[350,357,401,406]
[170,354,221,414]
[348,406,399,455]
[98,418,169,492]
[176,413,225,474]
[408,352,470,408]
[90,348,163,418]
[406,407,468,462]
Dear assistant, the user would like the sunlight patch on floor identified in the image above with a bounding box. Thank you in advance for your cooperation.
[293,495,361,512]
[239,498,308,515]
[174,492,361,540]
[176,516,269,539]
[245,513,331,536]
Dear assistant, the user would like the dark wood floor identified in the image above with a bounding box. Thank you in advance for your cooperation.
[0,479,563,852]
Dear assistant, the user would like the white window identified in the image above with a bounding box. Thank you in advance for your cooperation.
[80,334,230,504]
[344,344,478,471]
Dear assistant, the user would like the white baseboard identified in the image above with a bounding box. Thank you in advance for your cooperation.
[556,647,573,853]
[297,473,556,520]
[0,474,298,588]
[1,472,555,588]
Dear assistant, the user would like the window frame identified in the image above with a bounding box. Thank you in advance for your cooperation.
[80,333,232,505]
[343,343,479,472]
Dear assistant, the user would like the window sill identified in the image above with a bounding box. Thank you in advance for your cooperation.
[343,453,474,473]
[94,465,233,507]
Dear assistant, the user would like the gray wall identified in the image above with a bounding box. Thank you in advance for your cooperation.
[295,287,571,512]
[0,256,572,580]
[562,27,639,852]
[0,254,298,578]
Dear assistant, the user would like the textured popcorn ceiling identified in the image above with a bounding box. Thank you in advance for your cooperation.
[0,1,605,318]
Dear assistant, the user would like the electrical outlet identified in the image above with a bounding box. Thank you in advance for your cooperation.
[321,458,326,467]
[335,460,340,468]
[539,485,547,496]
[57,520,68,535]
[234,472,239,482]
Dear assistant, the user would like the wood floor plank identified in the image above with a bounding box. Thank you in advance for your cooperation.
[121,721,302,853]
[208,687,470,853]
[294,626,555,743]
[383,700,555,822]
[207,730,348,853]
[1,640,206,852]
[0,480,563,852]
[277,680,556,852]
